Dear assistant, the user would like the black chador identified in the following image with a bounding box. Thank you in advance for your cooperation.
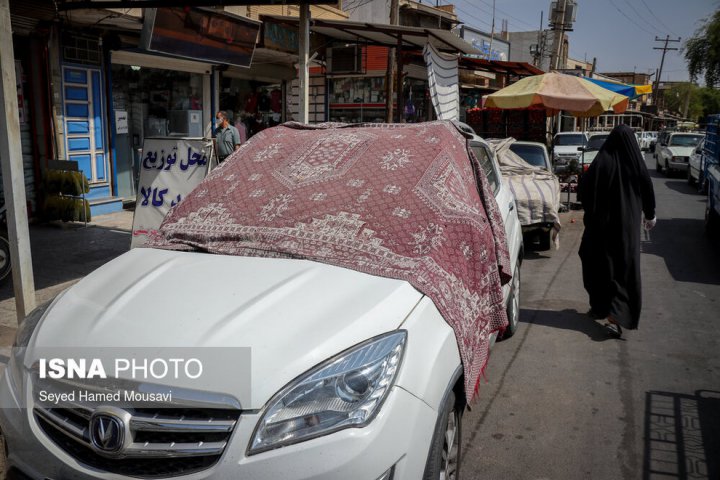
[578,125,656,330]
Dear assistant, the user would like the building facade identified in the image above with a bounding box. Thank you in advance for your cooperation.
[5,2,346,217]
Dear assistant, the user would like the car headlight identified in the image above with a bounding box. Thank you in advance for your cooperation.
[13,297,58,349]
[249,330,407,455]
[7,294,63,400]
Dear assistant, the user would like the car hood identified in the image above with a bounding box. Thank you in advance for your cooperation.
[27,248,424,409]
[667,146,695,156]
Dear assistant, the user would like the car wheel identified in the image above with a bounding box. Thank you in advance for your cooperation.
[688,168,695,185]
[423,389,462,480]
[501,262,521,339]
[664,160,671,177]
[656,160,662,173]
[0,234,11,284]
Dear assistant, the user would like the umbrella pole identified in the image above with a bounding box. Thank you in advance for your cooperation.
[578,118,586,208]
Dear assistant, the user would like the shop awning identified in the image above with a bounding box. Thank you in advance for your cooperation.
[262,15,480,55]
[460,57,545,77]
[583,77,652,99]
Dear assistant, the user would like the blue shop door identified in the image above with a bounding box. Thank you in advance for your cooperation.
[63,67,109,189]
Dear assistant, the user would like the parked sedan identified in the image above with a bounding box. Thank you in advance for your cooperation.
[0,122,524,480]
[552,132,588,173]
[656,133,704,176]
[500,140,561,251]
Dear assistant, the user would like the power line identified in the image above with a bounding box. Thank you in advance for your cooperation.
[452,4,493,30]
[452,0,537,33]
[639,0,680,37]
[607,0,656,37]
[621,0,664,36]
[475,0,538,30]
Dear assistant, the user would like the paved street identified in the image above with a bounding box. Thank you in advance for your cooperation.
[0,211,133,333]
[1,155,719,479]
[461,153,720,479]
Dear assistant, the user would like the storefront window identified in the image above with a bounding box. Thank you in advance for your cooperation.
[402,79,429,123]
[111,65,204,198]
[219,77,283,140]
[329,77,386,123]
[111,65,204,139]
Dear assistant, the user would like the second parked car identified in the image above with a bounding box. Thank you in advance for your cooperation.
[656,132,705,176]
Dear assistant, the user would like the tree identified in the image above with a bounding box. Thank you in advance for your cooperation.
[685,9,720,87]
[662,83,701,119]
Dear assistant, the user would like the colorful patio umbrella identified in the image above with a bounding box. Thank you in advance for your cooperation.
[483,72,629,117]
[582,77,652,99]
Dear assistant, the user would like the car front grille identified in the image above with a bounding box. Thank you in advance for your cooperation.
[34,405,240,477]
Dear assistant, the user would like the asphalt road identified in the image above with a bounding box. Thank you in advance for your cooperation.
[460,153,720,480]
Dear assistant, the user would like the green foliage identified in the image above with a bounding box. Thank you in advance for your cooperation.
[685,9,720,87]
[662,83,720,122]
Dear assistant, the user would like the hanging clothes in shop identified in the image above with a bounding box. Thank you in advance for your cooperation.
[270,89,282,113]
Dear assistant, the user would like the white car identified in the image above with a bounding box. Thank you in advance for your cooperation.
[505,141,560,251]
[551,132,588,173]
[0,126,523,480]
[638,131,657,151]
[656,132,705,176]
[688,138,707,191]
[579,133,609,172]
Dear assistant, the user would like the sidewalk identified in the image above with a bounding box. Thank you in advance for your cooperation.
[0,210,135,344]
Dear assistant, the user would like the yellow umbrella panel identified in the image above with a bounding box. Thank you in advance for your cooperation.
[483,72,629,117]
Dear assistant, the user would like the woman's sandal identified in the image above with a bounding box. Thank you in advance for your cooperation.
[604,322,622,339]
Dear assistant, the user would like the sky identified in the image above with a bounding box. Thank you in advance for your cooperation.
[444,0,719,83]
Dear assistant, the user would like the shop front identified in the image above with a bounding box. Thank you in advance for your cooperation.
[218,66,288,141]
[109,51,213,202]
[326,47,430,124]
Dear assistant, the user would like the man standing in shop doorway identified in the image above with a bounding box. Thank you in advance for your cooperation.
[214,111,241,163]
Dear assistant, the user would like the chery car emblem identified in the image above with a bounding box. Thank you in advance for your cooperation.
[90,413,125,453]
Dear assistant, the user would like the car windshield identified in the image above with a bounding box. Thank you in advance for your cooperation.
[509,144,547,168]
[554,134,586,146]
[670,135,703,147]
[586,135,608,151]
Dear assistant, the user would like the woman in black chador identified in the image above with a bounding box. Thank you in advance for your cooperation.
[578,124,656,338]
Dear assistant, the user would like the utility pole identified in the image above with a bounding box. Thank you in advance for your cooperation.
[488,0,496,59]
[0,0,36,322]
[549,0,567,70]
[298,3,310,123]
[652,35,681,108]
[385,0,399,122]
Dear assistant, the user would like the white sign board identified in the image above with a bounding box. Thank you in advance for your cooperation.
[461,26,510,61]
[115,110,129,134]
[131,137,212,248]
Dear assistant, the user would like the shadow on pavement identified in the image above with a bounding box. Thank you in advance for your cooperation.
[0,223,131,303]
[643,390,720,480]
[519,308,620,342]
[663,179,704,196]
[522,250,554,261]
[641,219,720,286]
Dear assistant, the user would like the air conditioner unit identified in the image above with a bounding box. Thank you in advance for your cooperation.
[327,45,364,74]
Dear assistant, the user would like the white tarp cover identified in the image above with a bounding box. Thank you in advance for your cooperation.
[424,43,459,120]
[490,138,561,237]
